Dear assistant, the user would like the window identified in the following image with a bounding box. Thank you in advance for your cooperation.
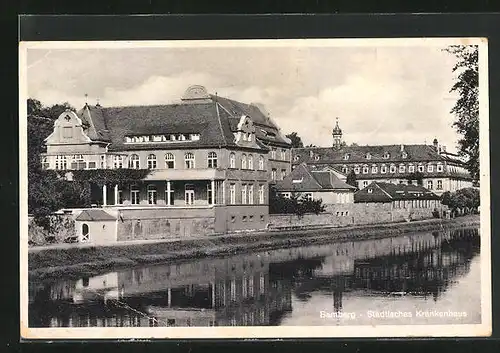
[304,193,313,201]
[260,215,264,221]
[370,165,377,174]
[437,180,443,190]
[130,184,140,205]
[163,153,175,169]
[62,126,73,138]
[427,180,434,190]
[341,165,348,174]
[418,164,424,173]
[41,157,49,170]
[259,185,265,204]
[71,155,86,170]
[241,154,247,169]
[113,155,123,169]
[248,155,253,170]
[282,192,291,199]
[281,149,286,160]
[363,180,369,188]
[81,223,89,242]
[241,184,247,204]
[354,165,360,174]
[383,152,390,159]
[88,162,96,169]
[271,168,277,181]
[294,155,300,162]
[365,153,372,160]
[242,215,247,222]
[117,189,123,205]
[390,165,396,173]
[147,154,157,169]
[258,155,265,170]
[402,152,408,159]
[259,274,265,295]
[229,153,236,168]
[129,154,140,169]
[362,165,369,174]
[231,215,236,223]
[380,165,387,174]
[427,164,434,172]
[185,184,195,205]
[399,164,406,173]
[230,184,236,204]
[248,184,254,204]
[147,184,157,204]
[281,169,287,180]
[343,153,350,160]
[55,155,67,170]
[437,163,444,172]
[367,188,373,194]
[271,148,276,159]
[100,155,106,169]
[408,164,415,173]
[185,152,195,169]
[208,152,217,168]
[207,182,213,205]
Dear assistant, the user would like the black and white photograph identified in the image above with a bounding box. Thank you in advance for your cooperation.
[19,38,491,338]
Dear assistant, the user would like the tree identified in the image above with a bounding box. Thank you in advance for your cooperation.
[286,132,304,148]
[445,45,479,182]
[346,170,358,189]
[440,187,480,216]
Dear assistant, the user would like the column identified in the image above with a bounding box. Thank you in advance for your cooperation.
[211,179,216,206]
[222,180,226,205]
[166,181,172,206]
[114,184,119,205]
[167,287,172,307]
[102,184,107,206]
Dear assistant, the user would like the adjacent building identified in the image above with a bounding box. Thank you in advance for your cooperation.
[40,85,292,237]
[274,162,356,204]
[292,120,473,196]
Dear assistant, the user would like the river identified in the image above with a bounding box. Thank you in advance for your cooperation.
[28,226,481,327]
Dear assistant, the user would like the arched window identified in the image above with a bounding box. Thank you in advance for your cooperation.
[380,164,387,174]
[241,154,247,169]
[229,153,236,168]
[208,152,218,168]
[165,153,175,169]
[185,152,195,169]
[362,165,369,174]
[248,154,254,170]
[113,155,123,169]
[81,223,89,242]
[258,155,264,170]
[389,164,396,173]
[371,164,378,173]
[129,154,140,169]
[147,184,157,205]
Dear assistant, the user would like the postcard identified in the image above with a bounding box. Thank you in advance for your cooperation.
[20,37,491,339]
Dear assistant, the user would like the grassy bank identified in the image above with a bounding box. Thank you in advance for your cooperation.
[28,215,480,281]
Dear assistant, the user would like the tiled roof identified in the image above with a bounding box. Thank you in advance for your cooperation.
[354,182,440,203]
[75,209,116,221]
[293,144,454,164]
[75,88,289,151]
[276,163,355,192]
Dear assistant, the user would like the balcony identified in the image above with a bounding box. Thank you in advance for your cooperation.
[144,168,226,181]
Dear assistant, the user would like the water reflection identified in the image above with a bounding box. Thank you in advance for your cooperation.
[29,227,480,327]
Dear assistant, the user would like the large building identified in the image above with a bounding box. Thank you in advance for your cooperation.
[40,85,292,236]
[291,120,472,196]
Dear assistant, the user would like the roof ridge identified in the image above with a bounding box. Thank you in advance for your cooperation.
[374,182,394,200]
[303,164,324,189]
[215,102,228,146]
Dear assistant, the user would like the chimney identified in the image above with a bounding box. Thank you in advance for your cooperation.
[400,144,404,152]
[433,138,438,151]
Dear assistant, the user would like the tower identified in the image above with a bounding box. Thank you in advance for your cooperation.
[332,117,343,149]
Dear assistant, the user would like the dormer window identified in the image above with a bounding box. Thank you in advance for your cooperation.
[365,153,371,160]
[401,152,408,159]
[294,155,300,161]
[343,153,350,160]
[367,188,373,194]
[314,155,320,161]
[383,152,390,159]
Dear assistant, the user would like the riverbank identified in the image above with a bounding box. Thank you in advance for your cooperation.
[28,215,480,281]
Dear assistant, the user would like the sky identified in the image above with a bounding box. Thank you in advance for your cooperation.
[25,42,466,153]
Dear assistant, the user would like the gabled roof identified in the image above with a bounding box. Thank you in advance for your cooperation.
[275,163,355,192]
[354,182,440,203]
[75,209,116,221]
[293,144,452,164]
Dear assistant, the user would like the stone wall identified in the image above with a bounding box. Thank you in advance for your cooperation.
[28,214,76,246]
[268,203,447,229]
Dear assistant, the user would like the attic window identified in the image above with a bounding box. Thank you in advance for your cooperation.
[402,152,408,159]
[367,188,373,194]
[343,153,350,160]
[383,152,390,159]
[314,155,320,161]
[365,153,371,160]
[125,133,200,143]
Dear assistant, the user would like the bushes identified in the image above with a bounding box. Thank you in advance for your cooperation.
[441,187,480,216]
[269,186,326,216]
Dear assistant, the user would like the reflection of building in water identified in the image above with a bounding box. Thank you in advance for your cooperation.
[29,228,479,327]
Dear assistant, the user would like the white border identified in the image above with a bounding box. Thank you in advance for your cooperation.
[19,37,491,339]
